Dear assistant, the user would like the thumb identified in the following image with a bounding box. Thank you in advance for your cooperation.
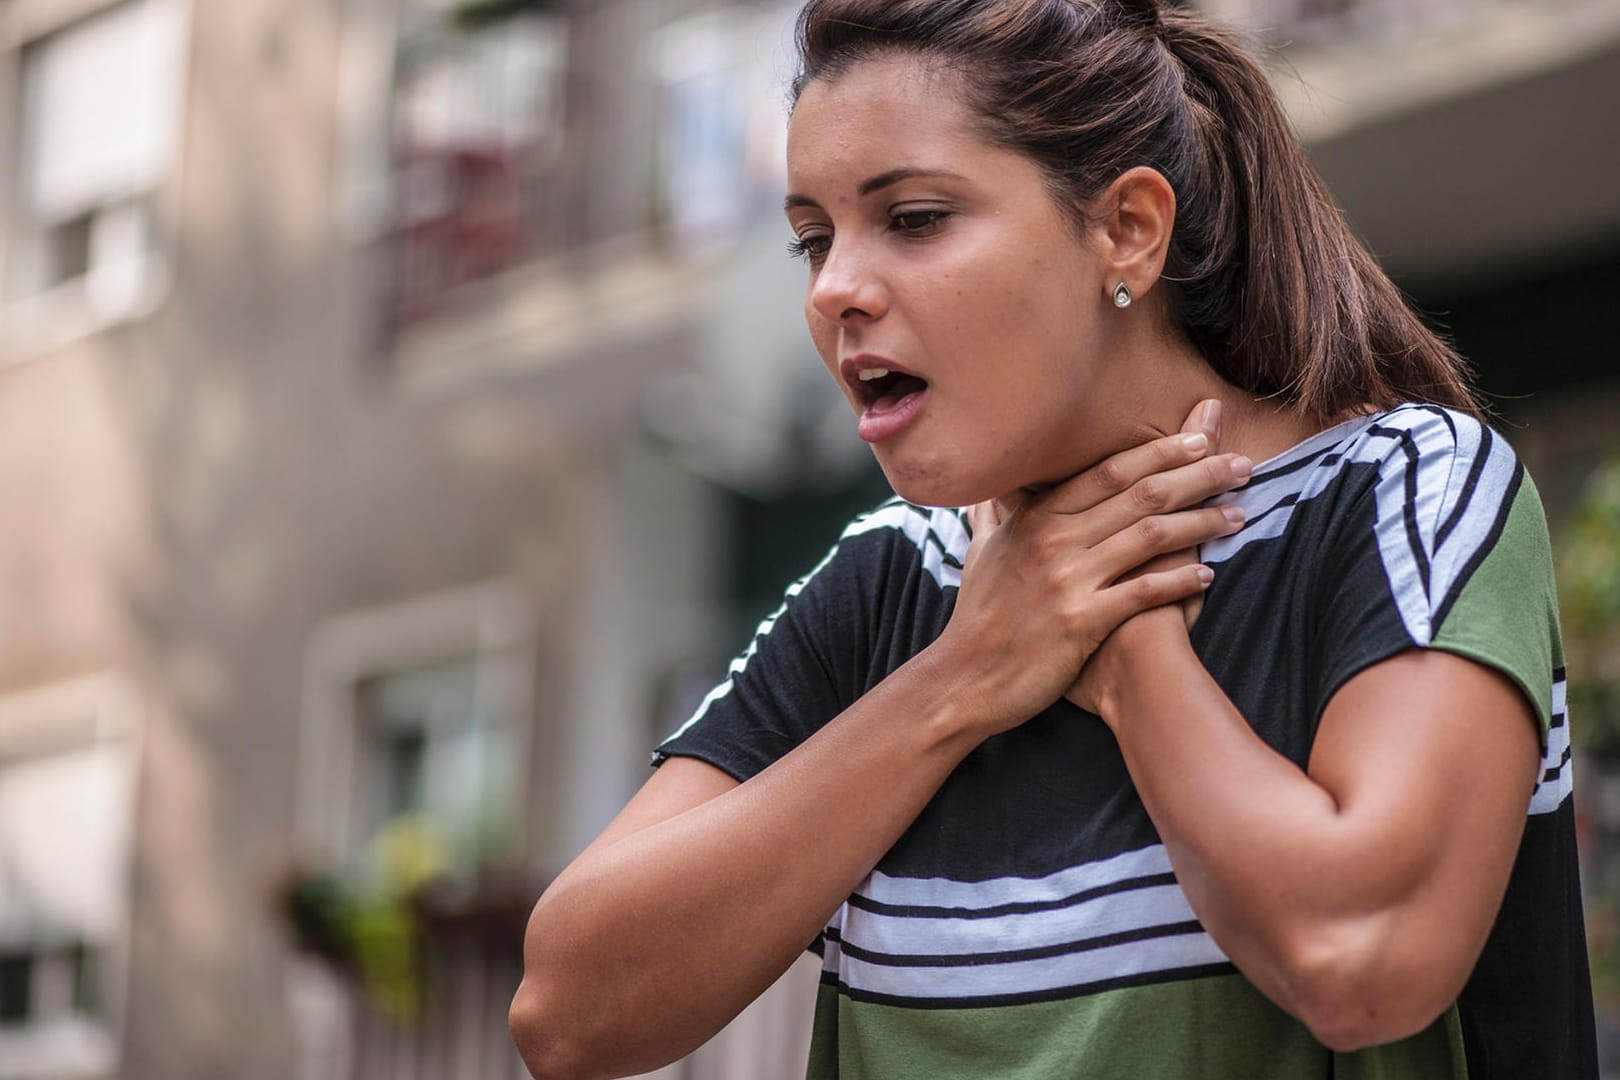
[966,499,1002,540]
[1181,398,1223,451]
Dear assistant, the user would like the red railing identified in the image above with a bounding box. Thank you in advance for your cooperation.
[381,10,571,334]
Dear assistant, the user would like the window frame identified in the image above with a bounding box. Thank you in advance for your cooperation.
[297,581,538,878]
[0,672,143,1080]
[0,0,192,363]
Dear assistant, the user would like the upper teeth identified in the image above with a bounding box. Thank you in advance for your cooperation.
[859,368,890,382]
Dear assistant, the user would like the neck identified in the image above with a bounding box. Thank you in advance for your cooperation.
[1062,335,1327,492]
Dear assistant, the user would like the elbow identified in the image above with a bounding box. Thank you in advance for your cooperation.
[509,977,591,1080]
[1277,927,1456,1053]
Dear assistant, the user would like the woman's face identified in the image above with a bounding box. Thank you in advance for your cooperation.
[785,53,1122,507]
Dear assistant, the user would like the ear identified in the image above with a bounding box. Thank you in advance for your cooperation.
[1092,166,1176,303]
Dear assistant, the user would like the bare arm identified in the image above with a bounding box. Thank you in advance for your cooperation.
[1080,611,1539,1051]
[512,652,988,1079]
[509,418,1248,1080]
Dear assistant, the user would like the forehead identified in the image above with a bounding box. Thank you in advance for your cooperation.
[786,54,989,186]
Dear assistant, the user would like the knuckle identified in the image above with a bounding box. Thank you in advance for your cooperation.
[1090,457,1126,495]
[1130,476,1167,512]
[1060,600,1095,639]
[1050,562,1086,599]
[1135,516,1167,547]
[1129,575,1159,605]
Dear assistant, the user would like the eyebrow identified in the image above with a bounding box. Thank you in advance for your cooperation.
[783,167,970,211]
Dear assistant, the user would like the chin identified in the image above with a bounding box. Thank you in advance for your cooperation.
[876,455,1008,510]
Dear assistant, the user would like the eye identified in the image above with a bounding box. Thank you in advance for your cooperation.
[891,209,950,236]
[787,233,831,265]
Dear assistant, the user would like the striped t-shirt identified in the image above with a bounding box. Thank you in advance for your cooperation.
[655,404,1597,1078]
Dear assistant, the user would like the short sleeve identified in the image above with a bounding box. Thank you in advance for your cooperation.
[1313,408,1562,744]
[651,511,883,782]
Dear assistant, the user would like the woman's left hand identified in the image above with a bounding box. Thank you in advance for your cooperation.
[1064,400,1225,714]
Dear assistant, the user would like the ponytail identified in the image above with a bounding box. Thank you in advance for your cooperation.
[1153,8,1478,419]
[793,0,1482,422]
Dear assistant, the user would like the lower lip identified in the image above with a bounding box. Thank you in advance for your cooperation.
[857,386,928,443]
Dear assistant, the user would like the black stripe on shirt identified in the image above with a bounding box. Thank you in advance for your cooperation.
[1366,424,1432,597]
[830,919,1206,969]
[1435,424,1491,551]
[845,871,1179,921]
[819,961,1241,1010]
[1543,745,1573,784]
[1247,446,1342,488]
[1433,460,1524,629]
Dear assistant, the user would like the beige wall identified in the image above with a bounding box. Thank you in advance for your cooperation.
[0,0,720,1075]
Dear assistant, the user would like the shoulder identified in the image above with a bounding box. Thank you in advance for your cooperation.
[1345,404,1523,503]
[1343,403,1531,554]
[1342,405,1552,645]
[830,497,971,592]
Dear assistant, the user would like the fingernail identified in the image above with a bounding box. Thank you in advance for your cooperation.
[1221,504,1245,525]
[1200,399,1222,433]
[1196,566,1215,585]
[1231,456,1252,480]
[1181,433,1208,453]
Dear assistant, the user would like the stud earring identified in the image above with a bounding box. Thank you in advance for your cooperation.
[1112,281,1133,309]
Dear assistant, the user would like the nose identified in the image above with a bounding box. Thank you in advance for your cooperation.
[808,241,888,326]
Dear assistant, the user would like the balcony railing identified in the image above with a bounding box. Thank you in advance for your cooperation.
[384,6,570,332]
[284,878,534,1080]
[376,0,795,342]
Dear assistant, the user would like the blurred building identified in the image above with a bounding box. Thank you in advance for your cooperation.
[0,0,1613,1078]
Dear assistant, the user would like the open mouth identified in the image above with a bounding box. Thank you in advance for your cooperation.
[854,368,929,410]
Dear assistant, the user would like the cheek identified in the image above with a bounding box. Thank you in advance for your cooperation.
[805,305,838,371]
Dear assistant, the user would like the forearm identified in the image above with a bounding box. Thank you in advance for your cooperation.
[1093,616,1473,1048]
[512,644,988,1079]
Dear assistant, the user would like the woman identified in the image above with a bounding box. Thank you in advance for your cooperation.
[511,1,1596,1076]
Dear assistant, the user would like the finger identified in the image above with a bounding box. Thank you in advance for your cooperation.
[1120,550,1196,581]
[966,500,994,539]
[992,491,1025,523]
[1091,504,1245,580]
[1092,562,1216,629]
[1180,398,1222,448]
[1039,430,1215,516]
[1066,454,1252,548]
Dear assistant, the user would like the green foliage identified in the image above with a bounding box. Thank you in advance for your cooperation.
[279,869,355,965]
[375,815,453,897]
[272,816,456,1019]
[1562,458,1620,637]
[1558,456,1620,754]
[349,900,422,1018]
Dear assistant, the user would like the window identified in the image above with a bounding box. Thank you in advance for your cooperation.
[651,4,796,244]
[293,586,536,1080]
[299,583,535,882]
[0,675,140,1080]
[384,0,566,329]
[354,656,518,879]
[6,0,186,326]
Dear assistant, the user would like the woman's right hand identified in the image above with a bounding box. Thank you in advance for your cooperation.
[938,400,1250,737]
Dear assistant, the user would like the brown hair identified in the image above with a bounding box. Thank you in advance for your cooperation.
[791,0,1482,422]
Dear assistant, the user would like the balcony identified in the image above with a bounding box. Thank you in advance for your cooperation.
[361,0,800,394]
[383,3,570,335]
[1203,0,1512,45]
